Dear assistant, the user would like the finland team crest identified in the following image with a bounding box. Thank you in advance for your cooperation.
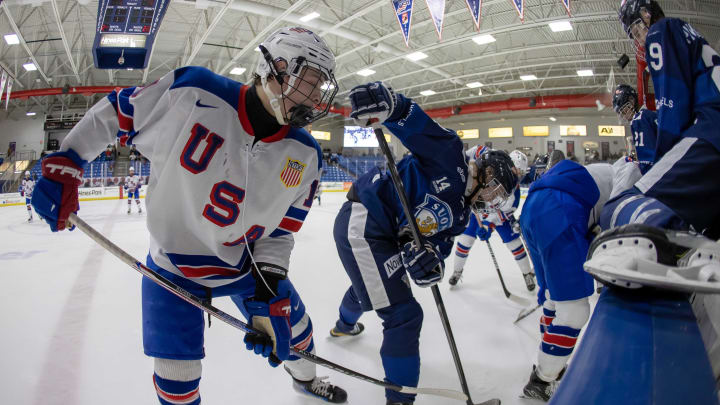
[414,194,453,236]
[280,158,306,188]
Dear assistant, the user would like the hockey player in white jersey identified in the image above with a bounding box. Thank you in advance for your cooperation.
[19,171,35,222]
[32,27,347,404]
[124,166,142,214]
[449,148,535,291]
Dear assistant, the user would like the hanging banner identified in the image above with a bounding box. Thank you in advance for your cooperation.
[561,0,571,16]
[391,0,414,47]
[464,0,482,31]
[4,78,12,110]
[425,0,445,40]
[509,0,524,22]
[0,70,7,101]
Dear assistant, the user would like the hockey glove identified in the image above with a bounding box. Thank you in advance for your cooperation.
[32,149,85,232]
[349,81,400,126]
[243,263,293,367]
[401,241,445,288]
[477,222,493,241]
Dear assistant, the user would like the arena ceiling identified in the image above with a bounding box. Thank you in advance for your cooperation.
[1,0,719,122]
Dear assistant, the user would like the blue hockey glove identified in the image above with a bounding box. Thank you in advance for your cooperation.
[349,81,401,125]
[31,149,86,232]
[401,241,445,288]
[243,265,293,367]
[477,222,493,241]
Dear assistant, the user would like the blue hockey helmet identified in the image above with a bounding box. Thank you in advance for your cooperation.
[613,84,639,123]
[470,150,518,212]
[619,0,664,40]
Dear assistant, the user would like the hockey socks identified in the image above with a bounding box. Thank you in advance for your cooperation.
[152,374,200,405]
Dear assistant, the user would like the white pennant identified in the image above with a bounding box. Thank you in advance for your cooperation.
[425,0,445,40]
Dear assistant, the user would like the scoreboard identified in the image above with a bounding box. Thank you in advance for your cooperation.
[92,0,170,69]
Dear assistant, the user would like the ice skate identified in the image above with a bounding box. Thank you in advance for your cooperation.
[523,272,536,291]
[330,322,364,337]
[448,269,463,286]
[291,375,348,403]
[521,365,557,402]
[585,224,720,293]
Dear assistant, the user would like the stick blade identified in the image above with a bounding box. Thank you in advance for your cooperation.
[400,386,468,401]
[514,303,541,323]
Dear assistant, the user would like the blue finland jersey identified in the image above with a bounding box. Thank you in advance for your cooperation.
[631,108,658,174]
[352,95,471,258]
[645,18,720,158]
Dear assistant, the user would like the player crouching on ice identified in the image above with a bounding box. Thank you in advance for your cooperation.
[31,27,347,404]
[449,148,536,291]
[519,151,641,401]
[328,81,517,405]
[586,0,720,297]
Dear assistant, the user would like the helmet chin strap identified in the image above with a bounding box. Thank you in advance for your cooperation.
[261,76,288,126]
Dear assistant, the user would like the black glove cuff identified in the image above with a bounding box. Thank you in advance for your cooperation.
[252,262,288,302]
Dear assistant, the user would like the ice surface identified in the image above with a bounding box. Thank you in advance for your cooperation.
[0,192,584,404]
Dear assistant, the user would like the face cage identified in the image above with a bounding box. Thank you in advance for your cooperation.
[628,20,648,62]
[617,101,636,124]
[471,177,510,213]
[280,59,338,127]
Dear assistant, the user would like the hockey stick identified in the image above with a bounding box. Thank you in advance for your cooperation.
[485,240,531,307]
[514,304,541,323]
[373,128,500,405]
[66,213,468,402]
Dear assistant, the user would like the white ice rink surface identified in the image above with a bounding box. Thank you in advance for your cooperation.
[0,192,592,405]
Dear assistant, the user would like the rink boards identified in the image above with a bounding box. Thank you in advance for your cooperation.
[0,185,148,207]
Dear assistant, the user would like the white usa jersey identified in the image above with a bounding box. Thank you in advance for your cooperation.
[60,67,322,287]
[21,179,35,198]
[124,174,141,191]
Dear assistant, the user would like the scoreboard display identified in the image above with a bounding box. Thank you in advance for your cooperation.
[92,0,170,69]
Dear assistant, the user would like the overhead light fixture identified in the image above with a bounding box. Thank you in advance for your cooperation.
[4,34,19,45]
[466,81,483,88]
[472,34,496,45]
[520,74,537,81]
[577,69,594,77]
[320,82,335,91]
[406,51,428,61]
[26,112,36,116]
[356,68,376,77]
[419,90,436,96]
[254,46,261,52]
[23,62,37,71]
[549,21,573,32]
[549,116,557,121]
[229,67,246,75]
[299,11,320,22]
[478,88,482,96]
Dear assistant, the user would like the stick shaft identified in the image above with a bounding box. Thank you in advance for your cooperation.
[67,213,466,401]
[373,128,474,405]
[485,240,511,298]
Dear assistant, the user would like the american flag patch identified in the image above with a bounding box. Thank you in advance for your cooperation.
[280,158,306,188]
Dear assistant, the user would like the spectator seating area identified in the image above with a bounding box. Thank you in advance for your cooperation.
[320,163,354,182]
[337,156,385,177]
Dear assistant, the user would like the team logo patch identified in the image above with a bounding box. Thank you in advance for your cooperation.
[280,158,306,188]
[414,194,453,236]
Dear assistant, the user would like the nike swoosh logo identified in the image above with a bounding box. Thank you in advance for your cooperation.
[195,100,217,109]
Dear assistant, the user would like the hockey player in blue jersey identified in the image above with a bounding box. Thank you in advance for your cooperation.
[519,151,642,401]
[31,27,347,404]
[449,148,535,291]
[612,84,658,174]
[585,0,720,288]
[328,81,518,405]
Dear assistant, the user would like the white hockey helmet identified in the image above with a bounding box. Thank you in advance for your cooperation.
[128,166,135,173]
[509,150,529,174]
[256,27,338,127]
[24,171,30,177]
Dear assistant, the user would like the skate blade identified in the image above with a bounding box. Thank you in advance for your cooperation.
[584,258,720,294]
